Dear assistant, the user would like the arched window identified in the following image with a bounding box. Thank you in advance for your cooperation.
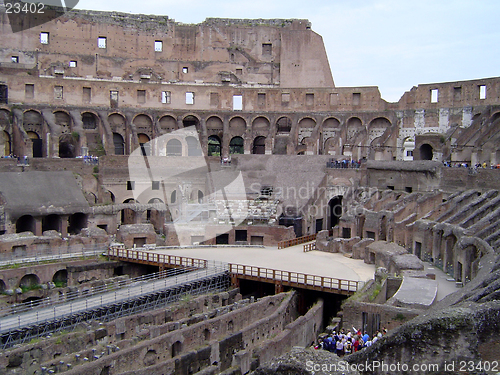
[229,136,244,154]
[208,135,221,156]
[166,139,182,156]
[253,136,266,154]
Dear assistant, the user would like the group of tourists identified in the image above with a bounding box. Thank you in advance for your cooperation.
[443,161,500,169]
[326,159,362,169]
[314,328,386,357]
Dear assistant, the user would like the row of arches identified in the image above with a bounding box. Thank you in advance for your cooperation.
[15,213,88,236]
[0,269,67,294]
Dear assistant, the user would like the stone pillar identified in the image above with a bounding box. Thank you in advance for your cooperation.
[34,218,43,236]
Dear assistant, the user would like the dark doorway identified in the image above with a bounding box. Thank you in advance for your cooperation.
[0,84,7,104]
[16,215,36,233]
[32,138,43,158]
[208,135,221,156]
[235,229,247,243]
[42,214,61,233]
[315,218,323,233]
[59,134,78,158]
[328,196,343,228]
[113,133,125,155]
[420,144,433,160]
[415,241,422,259]
[216,233,229,244]
[253,136,266,154]
[68,213,87,234]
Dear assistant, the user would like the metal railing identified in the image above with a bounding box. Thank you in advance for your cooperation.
[0,272,230,349]
[278,234,317,249]
[0,268,193,318]
[228,263,362,294]
[0,246,106,268]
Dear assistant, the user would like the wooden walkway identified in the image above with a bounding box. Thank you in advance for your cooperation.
[108,248,362,296]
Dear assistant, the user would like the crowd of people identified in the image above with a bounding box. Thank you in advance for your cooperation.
[443,161,500,169]
[314,327,387,357]
[326,159,362,169]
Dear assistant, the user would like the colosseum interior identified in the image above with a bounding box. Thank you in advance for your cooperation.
[0,5,499,375]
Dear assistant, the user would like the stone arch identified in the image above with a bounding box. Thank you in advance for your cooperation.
[252,116,270,135]
[229,116,246,136]
[253,136,266,154]
[121,198,137,224]
[23,109,43,132]
[276,116,292,134]
[159,114,177,133]
[208,135,221,156]
[0,279,6,293]
[182,114,200,129]
[346,117,363,140]
[171,341,182,358]
[54,110,72,134]
[420,143,433,160]
[206,116,223,132]
[19,274,40,289]
[108,113,126,131]
[113,133,125,155]
[16,215,35,233]
[166,139,182,156]
[42,214,61,233]
[52,269,68,287]
[322,117,341,129]
[133,114,153,137]
[298,117,316,129]
[229,136,244,154]
[68,213,87,234]
[368,117,391,141]
[82,112,98,130]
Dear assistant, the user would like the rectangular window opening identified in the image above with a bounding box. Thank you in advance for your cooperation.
[306,93,314,106]
[236,68,243,75]
[25,84,34,99]
[479,85,487,100]
[110,90,119,108]
[210,92,219,107]
[233,95,243,111]
[161,91,171,104]
[98,37,107,49]
[281,93,290,106]
[182,67,188,74]
[126,181,135,190]
[453,86,462,101]
[186,92,194,105]
[154,40,163,52]
[11,56,19,63]
[262,43,272,55]
[353,92,361,106]
[83,87,91,103]
[54,85,63,100]
[431,89,439,103]
[69,60,77,68]
[152,181,160,190]
[257,93,266,107]
[40,32,49,44]
[329,93,338,106]
[137,89,146,104]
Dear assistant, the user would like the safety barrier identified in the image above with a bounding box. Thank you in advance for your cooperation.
[303,242,316,252]
[277,234,317,249]
[228,263,362,294]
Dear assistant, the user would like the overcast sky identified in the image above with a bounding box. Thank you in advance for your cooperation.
[76,0,500,102]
